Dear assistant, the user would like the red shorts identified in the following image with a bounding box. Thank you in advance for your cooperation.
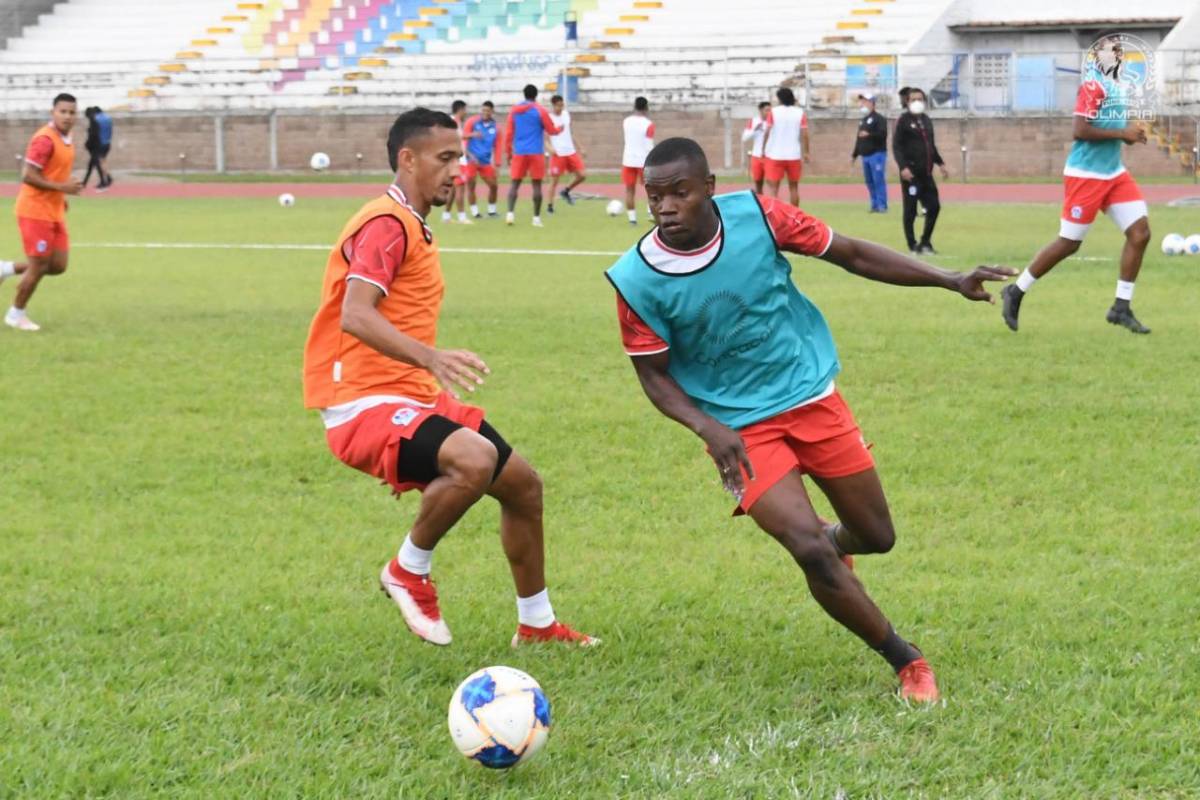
[749,156,766,182]
[462,163,496,181]
[732,390,874,514]
[1061,172,1144,234]
[325,392,486,495]
[621,166,644,188]
[510,154,545,181]
[18,217,69,258]
[763,158,802,183]
[550,153,585,176]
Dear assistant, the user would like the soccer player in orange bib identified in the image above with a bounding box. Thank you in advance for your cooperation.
[1,93,82,332]
[303,108,595,648]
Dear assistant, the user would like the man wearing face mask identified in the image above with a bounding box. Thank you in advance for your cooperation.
[893,88,947,254]
[851,93,888,213]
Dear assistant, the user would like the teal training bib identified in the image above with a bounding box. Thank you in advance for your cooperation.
[607,191,839,430]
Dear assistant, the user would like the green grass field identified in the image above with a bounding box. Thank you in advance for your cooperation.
[1,192,1198,798]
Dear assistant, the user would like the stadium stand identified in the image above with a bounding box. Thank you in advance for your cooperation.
[0,0,1195,153]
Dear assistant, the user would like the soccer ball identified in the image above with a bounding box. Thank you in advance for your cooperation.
[1184,234,1200,256]
[310,152,331,171]
[448,666,551,769]
[278,192,295,208]
[1161,233,1185,255]
[606,199,624,217]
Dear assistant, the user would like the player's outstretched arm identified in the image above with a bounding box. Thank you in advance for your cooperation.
[821,233,1015,303]
[630,351,754,499]
[341,279,489,397]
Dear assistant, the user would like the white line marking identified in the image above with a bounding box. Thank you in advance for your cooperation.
[74,242,625,256]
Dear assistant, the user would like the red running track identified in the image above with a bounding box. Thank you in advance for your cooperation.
[1,180,1196,204]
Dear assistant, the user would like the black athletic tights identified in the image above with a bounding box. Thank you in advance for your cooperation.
[901,175,941,250]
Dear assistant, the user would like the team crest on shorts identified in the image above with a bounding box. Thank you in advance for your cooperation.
[391,408,420,427]
[36,239,48,253]
[1070,205,1084,219]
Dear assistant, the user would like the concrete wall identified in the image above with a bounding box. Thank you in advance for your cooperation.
[0,109,1189,179]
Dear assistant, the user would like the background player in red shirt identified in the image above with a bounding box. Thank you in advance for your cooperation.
[1,93,82,331]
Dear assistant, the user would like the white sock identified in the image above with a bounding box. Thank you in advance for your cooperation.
[516,588,555,628]
[488,203,497,214]
[458,211,468,222]
[627,209,637,222]
[1016,269,1038,293]
[470,204,479,216]
[506,211,514,220]
[6,306,25,321]
[1116,280,1135,301]
[441,211,451,222]
[532,215,541,224]
[397,533,432,576]
[0,261,14,278]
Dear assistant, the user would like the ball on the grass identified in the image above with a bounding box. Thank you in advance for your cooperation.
[278,192,295,208]
[310,152,331,171]
[448,666,550,769]
[1161,233,1185,256]
[605,199,624,217]
[1184,234,1200,256]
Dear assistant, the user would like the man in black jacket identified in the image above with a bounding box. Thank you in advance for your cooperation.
[893,88,948,254]
[851,92,888,212]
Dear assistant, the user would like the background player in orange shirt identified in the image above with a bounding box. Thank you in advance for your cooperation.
[1,93,82,331]
[302,107,595,648]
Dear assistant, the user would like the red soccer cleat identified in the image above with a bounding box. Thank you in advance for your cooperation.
[379,559,452,646]
[897,657,940,703]
[511,620,600,648]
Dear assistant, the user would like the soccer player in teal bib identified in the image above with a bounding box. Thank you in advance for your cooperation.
[1002,35,1152,334]
[607,138,1014,702]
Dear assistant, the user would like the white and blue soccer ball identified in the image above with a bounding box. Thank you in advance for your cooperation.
[1184,234,1200,255]
[605,199,624,217]
[448,666,551,769]
[310,151,331,171]
[1161,233,1186,255]
[278,192,295,208]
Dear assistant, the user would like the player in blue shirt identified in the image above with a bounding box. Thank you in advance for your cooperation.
[503,84,561,227]
[463,101,500,219]
[1002,36,1152,334]
[608,137,1014,703]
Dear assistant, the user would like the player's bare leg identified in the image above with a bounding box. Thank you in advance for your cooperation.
[487,450,597,646]
[547,172,561,214]
[441,185,456,223]
[753,176,764,195]
[485,174,499,211]
[486,452,546,597]
[7,250,66,330]
[1001,236,1080,331]
[506,177,522,224]
[454,181,470,224]
[564,169,586,199]
[748,470,938,700]
[624,183,639,224]
[408,428,498,550]
[0,258,30,284]
[765,178,782,199]
[787,176,800,207]
[466,175,479,217]
[1106,216,1151,333]
[811,468,896,557]
[530,179,544,226]
[380,427,498,645]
